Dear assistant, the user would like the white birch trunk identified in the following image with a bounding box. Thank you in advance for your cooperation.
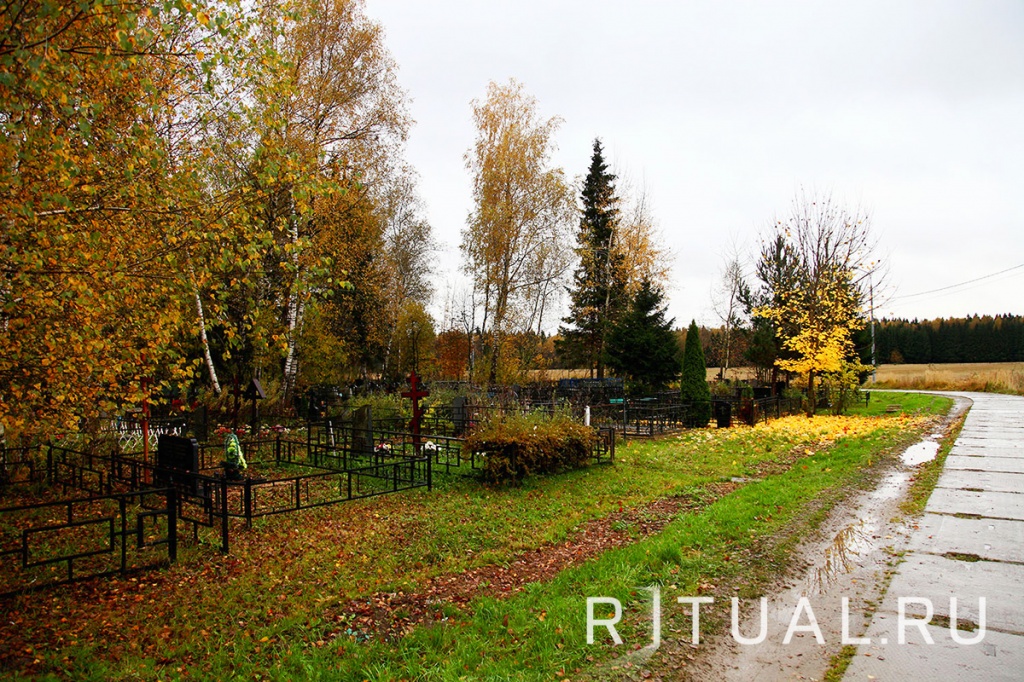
[282,219,303,402]
[189,256,221,395]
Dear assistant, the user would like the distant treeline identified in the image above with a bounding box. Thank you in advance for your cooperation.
[859,315,1024,364]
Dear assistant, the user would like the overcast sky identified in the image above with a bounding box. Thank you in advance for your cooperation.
[363,0,1024,330]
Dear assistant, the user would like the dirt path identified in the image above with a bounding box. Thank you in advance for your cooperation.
[332,483,739,642]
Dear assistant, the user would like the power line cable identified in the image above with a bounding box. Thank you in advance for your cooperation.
[890,262,1024,301]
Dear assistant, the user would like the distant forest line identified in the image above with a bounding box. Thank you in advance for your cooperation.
[861,314,1024,365]
[695,314,1024,370]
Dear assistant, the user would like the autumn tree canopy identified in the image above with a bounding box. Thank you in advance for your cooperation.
[0,0,261,437]
[755,191,878,416]
[0,0,431,439]
[460,79,575,384]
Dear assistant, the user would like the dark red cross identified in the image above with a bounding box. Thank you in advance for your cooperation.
[401,370,430,448]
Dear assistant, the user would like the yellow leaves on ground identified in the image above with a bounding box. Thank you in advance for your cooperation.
[746,412,925,445]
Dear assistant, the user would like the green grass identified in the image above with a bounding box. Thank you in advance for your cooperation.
[0,401,950,680]
[846,389,953,418]
[824,644,858,681]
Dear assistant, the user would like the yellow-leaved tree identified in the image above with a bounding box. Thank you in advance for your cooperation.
[461,79,576,384]
[0,0,265,439]
[755,191,878,417]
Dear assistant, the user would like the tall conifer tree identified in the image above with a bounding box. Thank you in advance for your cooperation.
[557,139,627,377]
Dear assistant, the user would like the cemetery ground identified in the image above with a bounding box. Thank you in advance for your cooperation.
[0,392,954,681]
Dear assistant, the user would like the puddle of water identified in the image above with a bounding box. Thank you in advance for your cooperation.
[808,520,874,593]
[901,440,940,466]
[806,468,914,593]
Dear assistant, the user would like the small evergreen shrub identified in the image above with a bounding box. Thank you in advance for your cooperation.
[464,412,598,484]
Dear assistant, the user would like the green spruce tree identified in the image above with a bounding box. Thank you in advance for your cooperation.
[557,138,627,378]
[681,320,712,426]
[605,280,681,393]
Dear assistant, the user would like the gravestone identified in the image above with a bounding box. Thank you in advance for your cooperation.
[352,405,373,455]
[156,434,200,495]
[452,396,468,436]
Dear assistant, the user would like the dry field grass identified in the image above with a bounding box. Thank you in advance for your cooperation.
[527,368,760,382]
[870,362,1024,394]
[531,363,1024,396]
[525,368,595,381]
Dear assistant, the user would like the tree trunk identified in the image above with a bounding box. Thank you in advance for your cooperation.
[188,256,220,395]
[597,282,612,380]
[805,370,816,418]
[282,218,303,403]
[488,330,500,385]
[282,293,303,402]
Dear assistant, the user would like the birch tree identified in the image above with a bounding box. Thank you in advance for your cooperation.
[239,0,408,400]
[0,0,258,437]
[461,79,575,383]
[711,253,750,380]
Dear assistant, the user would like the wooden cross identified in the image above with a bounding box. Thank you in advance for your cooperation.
[401,370,430,448]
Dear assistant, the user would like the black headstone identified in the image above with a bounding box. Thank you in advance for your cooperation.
[156,434,200,495]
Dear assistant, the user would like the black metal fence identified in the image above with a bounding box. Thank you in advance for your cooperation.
[0,445,45,487]
[725,396,804,426]
[41,435,434,554]
[587,401,692,437]
[0,487,177,597]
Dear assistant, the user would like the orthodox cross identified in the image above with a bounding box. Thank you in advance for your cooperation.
[401,371,430,449]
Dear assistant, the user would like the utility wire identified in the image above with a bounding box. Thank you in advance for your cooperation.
[890,262,1024,301]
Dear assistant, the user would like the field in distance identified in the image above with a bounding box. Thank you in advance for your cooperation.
[529,363,1024,395]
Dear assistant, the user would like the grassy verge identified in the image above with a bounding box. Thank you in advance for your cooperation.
[900,410,966,517]
[1,404,948,680]
[846,389,953,418]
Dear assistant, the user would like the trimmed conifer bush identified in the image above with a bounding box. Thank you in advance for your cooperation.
[681,320,712,426]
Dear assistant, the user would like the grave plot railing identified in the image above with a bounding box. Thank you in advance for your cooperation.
[46,439,431,552]
[746,396,803,425]
[46,444,230,552]
[593,426,616,464]
[306,417,408,454]
[370,429,474,475]
[417,414,459,438]
[0,487,177,597]
[1,445,45,487]
[590,402,689,437]
[229,455,432,523]
[102,416,186,452]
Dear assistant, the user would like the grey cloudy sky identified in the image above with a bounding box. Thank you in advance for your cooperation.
[364,0,1024,329]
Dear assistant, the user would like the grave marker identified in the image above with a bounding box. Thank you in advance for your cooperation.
[156,434,200,495]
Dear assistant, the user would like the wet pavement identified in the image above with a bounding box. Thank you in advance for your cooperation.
[844,392,1024,681]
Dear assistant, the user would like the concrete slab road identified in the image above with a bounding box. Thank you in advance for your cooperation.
[845,392,1024,681]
